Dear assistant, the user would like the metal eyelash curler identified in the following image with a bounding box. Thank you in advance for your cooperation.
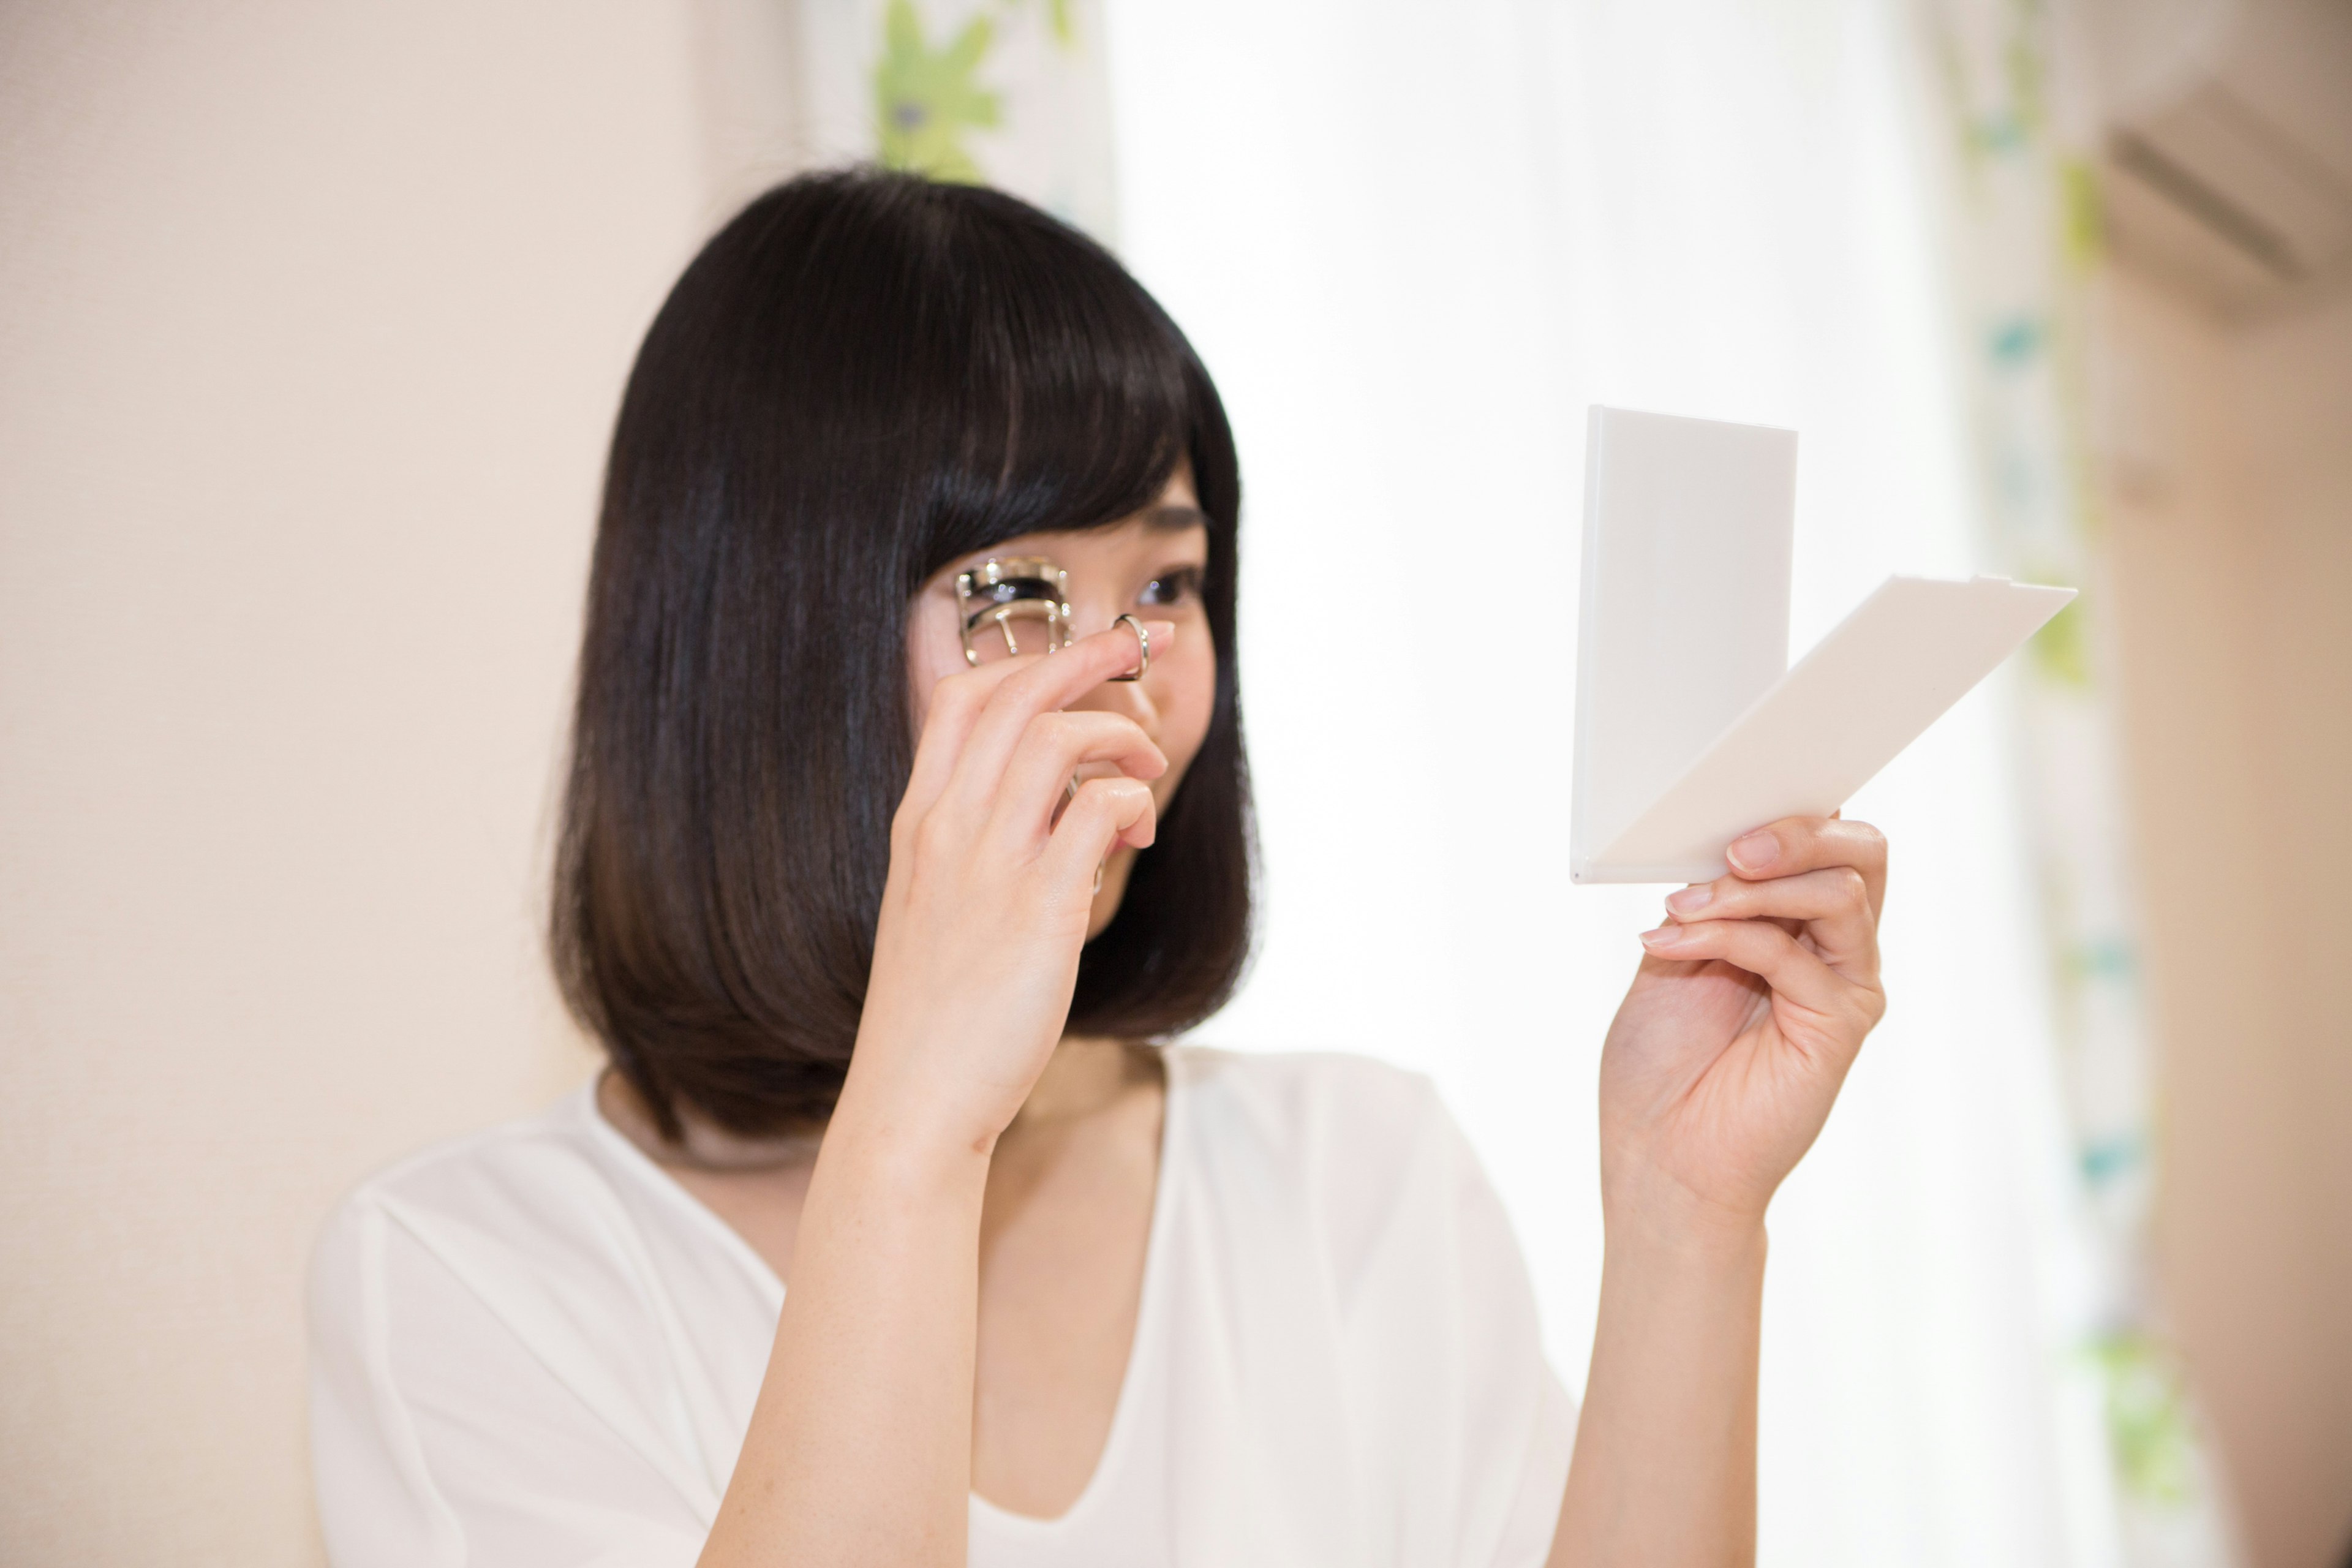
[954,556,1153,682]
[956,556,1072,666]
[956,556,1147,896]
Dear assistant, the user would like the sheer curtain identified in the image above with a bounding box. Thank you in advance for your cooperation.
[1105,1,2121,1562]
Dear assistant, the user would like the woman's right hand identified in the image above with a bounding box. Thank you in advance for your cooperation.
[843,620,1176,1155]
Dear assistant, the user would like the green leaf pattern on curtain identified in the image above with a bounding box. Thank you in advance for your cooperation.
[874,0,1001,184]
[861,0,1112,241]
[1923,0,2235,1558]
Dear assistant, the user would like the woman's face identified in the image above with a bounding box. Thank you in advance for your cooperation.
[907,468,1216,941]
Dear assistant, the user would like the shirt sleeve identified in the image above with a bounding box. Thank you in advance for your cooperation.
[307,1195,713,1568]
[1324,1067,1578,1568]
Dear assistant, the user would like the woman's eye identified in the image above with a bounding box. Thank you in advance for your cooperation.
[1138,566,1204,606]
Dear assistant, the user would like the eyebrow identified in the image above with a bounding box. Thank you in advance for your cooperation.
[1142,503,1209,532]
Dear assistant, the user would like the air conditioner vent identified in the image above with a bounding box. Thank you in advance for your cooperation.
[2091,0,2352,318]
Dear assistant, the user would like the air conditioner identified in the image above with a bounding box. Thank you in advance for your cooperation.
[2083,0,2352,318]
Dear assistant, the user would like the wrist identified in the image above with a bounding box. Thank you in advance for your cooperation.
[1601,1162,1771,1272]
[1598,1203,1767,1336]
[824,1058,1002,1191]
[1604,1211,1768,1288]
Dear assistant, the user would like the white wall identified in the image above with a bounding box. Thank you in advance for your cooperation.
[0,5,709,1561]
[2101,271,2352,1568]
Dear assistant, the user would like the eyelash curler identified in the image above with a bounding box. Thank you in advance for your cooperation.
[955,556,1151,895]
[956,557,1072,666]
[954,556,1151,680]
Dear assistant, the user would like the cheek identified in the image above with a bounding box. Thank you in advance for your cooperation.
[905,601,968,731]
[1156,645,1218,781]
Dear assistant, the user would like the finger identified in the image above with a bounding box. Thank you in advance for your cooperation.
[1638,916,1855,1019]
[945,622,1177,818]
[901,659,1033,829]
[1662,866,1879,977]
[987,710,1167,847]
[1039,775,1157,892]
[1723,816,1888,918]
[902,620,1175,827]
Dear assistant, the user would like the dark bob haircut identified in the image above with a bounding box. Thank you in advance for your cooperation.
[551,170,1254,1139]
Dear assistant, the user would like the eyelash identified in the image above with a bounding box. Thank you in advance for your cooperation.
[1138,565,1205,607]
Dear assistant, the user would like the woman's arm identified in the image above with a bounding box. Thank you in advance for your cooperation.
[1554,1213,1766,1566]
[1549,817,1890,1567]
[695,623,1174,1568]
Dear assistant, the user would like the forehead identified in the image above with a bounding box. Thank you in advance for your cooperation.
[1074,466,1202,538]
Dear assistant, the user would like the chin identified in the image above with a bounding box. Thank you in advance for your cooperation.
[1085,849,1141,941]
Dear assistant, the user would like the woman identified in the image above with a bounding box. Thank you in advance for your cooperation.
[310,170,1890,1567]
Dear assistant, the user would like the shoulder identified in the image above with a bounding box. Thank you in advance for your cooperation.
[306,1082,737,1458]
[307,1083,660,1340]
[1165,1046,1480,1295]
[307,1086,739,1555]
[1167,1044,1449,1158]
[315,1085,611,1246]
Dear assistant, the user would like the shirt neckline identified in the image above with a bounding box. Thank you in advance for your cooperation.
[971,1042,1187,1534]
[570,1044,1192,1537]
[570,1078,791,1306]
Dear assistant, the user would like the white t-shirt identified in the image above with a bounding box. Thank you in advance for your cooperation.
[309,1047,1578,1567]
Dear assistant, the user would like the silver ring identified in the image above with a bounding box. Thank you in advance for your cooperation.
[1109,613,1150,682]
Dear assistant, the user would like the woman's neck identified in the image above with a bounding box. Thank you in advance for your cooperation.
[598,1033,1152,1172]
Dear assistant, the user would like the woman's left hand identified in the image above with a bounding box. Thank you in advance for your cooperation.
[1597,815,1890,1243]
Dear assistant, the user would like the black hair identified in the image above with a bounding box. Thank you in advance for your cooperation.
[551,169,1253,1138]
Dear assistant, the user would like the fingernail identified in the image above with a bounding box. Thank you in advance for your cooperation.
[1728,832,1777,873]
[1144,619,1175,643]
[1665,884,1712,914]
[1639,925,1684,949]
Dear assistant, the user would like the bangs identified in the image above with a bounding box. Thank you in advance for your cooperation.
[861,181,1207,586]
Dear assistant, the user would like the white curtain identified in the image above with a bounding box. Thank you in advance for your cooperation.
[1105,1,2124,1562]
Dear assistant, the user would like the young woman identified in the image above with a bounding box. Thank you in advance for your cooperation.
[310,170,1890,1568]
